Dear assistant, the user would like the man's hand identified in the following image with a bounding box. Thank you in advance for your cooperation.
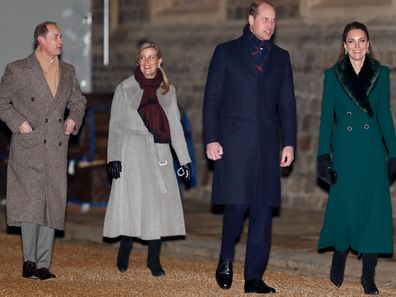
[206,142,223,161]
[64,119,76,135]
[18,121,33,134]
[280,146,294,167]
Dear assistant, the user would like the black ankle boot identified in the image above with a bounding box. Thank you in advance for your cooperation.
[117,236,133,272]
[330,250,348,287]
[361,253,379,295]
[147,239,165,277]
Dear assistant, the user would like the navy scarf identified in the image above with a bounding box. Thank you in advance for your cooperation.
[242,24,272,73]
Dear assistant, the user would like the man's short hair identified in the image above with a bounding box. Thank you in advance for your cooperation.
[248,1,274,18]
[33,21,58,48]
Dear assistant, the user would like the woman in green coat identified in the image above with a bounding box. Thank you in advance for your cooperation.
[317,22,396,295]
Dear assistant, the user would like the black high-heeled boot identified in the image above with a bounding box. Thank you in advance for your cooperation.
[361,253,379,295]
[117,236,133,272]
[147,239,165,277]
[330,250,348,287]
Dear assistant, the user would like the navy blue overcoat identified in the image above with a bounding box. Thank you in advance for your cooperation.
[203,36,296,207]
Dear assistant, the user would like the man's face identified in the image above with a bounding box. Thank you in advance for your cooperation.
[248,3,276,41]
[39,24,63,57]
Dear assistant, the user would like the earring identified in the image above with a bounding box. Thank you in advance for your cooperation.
[344,48,347,56]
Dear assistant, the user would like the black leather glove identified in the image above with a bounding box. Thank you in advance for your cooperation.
[317,154,337,185]
[108,161,122,179]
[387,157,396,180]
[177,164,191,182]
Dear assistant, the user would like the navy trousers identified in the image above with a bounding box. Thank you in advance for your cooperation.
[219,197,272,280]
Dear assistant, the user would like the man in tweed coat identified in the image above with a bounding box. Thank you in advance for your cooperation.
[0,21,86,280]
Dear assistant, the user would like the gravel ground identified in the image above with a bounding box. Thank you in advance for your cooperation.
[1,233,395,297]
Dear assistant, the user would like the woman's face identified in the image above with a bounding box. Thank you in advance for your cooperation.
[344,29,369,62]
[138,47,162,79]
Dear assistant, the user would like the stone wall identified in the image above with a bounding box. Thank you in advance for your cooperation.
[90,0,396,216]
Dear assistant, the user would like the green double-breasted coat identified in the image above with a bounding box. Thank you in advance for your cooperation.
[318,63,396,254]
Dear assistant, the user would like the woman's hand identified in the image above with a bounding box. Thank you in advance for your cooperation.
[387,157,396,181]
[108,161,122,179]
[177,164,191,182]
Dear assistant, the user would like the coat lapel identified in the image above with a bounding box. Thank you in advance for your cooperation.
[123,76,143,110]
[53,62,69,101]
[236,37,258,80]
[25,54,53,114]
[334,55,380,116]
[26,54,53,99]
[45,61,72,117]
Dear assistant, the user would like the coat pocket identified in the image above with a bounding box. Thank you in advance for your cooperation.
[14,130,41,149]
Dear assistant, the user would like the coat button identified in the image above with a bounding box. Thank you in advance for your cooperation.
[347,126,352,132]
[45,118,48,123]
[43,139,47,144]
[364,124,369,129]
[31,97,35,102]
[346,111,352,116]
[59,142,62,146]
[58,119,62,123]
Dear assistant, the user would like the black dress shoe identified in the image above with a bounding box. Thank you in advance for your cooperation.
[22,261,38,279]
[215,259,233,289]
[244,279,276,294]
[37,268,56,280]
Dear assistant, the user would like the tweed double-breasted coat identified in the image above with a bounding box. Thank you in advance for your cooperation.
[0,53,87,230]
[103,76,191,240]
[318,59,396,254]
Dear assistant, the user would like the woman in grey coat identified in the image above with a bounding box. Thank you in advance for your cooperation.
[103,42,191,277]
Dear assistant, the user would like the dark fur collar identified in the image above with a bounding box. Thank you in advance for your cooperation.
[334,55,380,117]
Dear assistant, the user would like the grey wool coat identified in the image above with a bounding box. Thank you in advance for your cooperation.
[103,76,191,240]
[0,53,86,230]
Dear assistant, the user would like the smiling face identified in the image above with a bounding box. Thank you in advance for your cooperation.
[37,24,63,58]
[344,29,369,62]
[248,2,276,41]
[138,47,162,79]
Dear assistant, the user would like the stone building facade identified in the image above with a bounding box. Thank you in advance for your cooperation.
[91,0,396,216]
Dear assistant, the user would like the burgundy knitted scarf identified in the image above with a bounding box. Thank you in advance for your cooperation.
[134,67,171,143]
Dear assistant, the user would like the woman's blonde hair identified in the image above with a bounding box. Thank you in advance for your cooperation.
[139,41,170,95]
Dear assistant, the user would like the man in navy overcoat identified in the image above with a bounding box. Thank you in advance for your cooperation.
[203,1,296,294]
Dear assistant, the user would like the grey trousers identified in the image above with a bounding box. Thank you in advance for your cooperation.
[21,223,55,269]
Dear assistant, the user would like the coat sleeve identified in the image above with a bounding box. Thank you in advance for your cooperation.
[278,52,297,149]
[0,64,28,132]
[203,44,226,145]
[65,66,87,135]
[107,83,125,162]
[167,86,191,166]
[377,66,396,157]
[317,69,336,156]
